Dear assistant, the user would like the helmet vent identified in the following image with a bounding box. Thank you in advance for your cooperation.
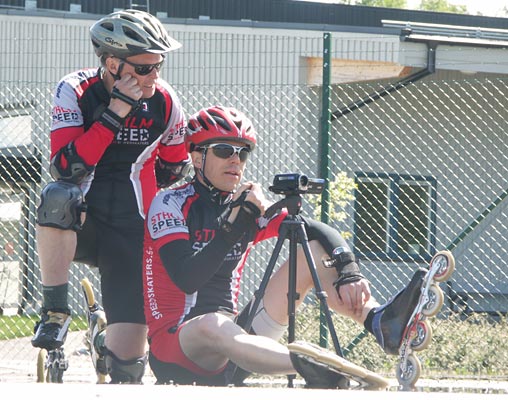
[196,115,209,130]
[101,22,114,32]
[208,110,231,131]
[123,26,144,43]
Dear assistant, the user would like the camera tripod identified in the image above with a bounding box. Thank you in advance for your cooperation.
[240,193,344,387]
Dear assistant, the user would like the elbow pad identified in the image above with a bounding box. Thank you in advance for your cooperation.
[155,156,192,188]
[50,142,94,184]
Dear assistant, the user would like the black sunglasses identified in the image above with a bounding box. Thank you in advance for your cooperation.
[118,58,164,76]
[199,143,251,162]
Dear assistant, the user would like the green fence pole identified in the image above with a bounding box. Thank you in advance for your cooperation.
[319,32,332,348]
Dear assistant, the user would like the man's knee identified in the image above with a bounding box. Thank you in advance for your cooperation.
[237,299,287,341]
[105,349,147,384]
[37,181,86,231]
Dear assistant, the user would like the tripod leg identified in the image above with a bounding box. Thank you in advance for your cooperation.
[240,224,290,333]
[297,225,344,357]
[225,225,290,386]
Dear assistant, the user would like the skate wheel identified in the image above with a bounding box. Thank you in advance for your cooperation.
[431,251,455,282]
[36,349,48,383]
[396,353,421,390]
[423,284,444,317]
[46,349,67,383]
[410,320,432,351]
[81,278,97,308]
[97,373,107,384]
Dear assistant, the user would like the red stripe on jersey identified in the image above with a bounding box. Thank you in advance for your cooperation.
[157,82,172,126]
[50,126,83,158]
[153,232,190,253]
[159,143,188,165]
[76,74,99,98]
[73,121,115,166]
[182,191,200,218]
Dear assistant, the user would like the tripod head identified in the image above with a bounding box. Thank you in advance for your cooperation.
[265,195,303,218]
[265,173,325,218]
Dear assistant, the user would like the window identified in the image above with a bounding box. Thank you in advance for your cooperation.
[353,173,436,261]
[0,114,32,149]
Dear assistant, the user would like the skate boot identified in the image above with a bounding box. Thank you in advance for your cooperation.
[371,268,427,355]
[288,341,389,390]
[31,309,71,350]
[87,308,108,378]
[373,250,455,390]
[81,277,108,382]
[289,343,350,389]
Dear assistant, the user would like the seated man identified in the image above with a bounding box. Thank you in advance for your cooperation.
[142,105,427,387]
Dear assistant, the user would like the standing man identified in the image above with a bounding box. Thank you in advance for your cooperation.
[142,105,429,387]
[31,9,190,384]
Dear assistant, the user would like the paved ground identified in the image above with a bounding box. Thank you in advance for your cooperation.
[2,382,508,400]
[1,331,508,398]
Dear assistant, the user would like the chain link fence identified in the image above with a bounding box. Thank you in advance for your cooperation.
[1,14,508,383]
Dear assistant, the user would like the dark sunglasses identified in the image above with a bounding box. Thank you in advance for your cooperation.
[118,58,164,76]
[199,143,251,162]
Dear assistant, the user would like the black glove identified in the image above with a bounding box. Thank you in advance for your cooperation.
[155,157,192,188]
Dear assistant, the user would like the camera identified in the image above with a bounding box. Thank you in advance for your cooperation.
[269,173,325,195]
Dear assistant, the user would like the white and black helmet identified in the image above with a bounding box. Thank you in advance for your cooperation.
[90,9,182,58]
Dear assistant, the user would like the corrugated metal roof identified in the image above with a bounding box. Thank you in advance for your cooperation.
[1,0,507,30]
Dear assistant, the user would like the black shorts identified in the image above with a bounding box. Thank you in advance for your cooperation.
[74,212,145,325]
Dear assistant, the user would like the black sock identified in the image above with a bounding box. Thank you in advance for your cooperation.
[363,308,377,335]
[42,283,69,312]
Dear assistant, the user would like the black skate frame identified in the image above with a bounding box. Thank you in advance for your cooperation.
[235,193,344,387]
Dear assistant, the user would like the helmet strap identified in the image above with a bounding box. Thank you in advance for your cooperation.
[110,61,124,81]
[198,149,233,205]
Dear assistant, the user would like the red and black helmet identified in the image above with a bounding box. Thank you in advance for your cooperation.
[186,106,257,152]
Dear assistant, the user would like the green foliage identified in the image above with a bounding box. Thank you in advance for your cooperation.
[292,305,508,378]
[357,0,407,8]
[339,0,470,15]
[308,172,356,239]
[418,0,467,14]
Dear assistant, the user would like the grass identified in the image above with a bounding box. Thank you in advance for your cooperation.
[0,315,87,340]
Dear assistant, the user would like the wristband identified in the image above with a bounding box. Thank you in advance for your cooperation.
[111,87,140,108]
[98,108,125,132]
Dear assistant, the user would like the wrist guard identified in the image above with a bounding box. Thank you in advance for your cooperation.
[98,108,125,133]
[324,247,365,288]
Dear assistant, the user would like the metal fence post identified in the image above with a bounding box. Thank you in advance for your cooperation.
[319,32,332,348]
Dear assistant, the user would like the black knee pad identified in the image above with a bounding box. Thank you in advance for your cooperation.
[105,350,147,384]
[36,181,86,231]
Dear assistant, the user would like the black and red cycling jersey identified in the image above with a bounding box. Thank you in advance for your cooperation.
[49,67,188,222]
[143,180,288,338]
